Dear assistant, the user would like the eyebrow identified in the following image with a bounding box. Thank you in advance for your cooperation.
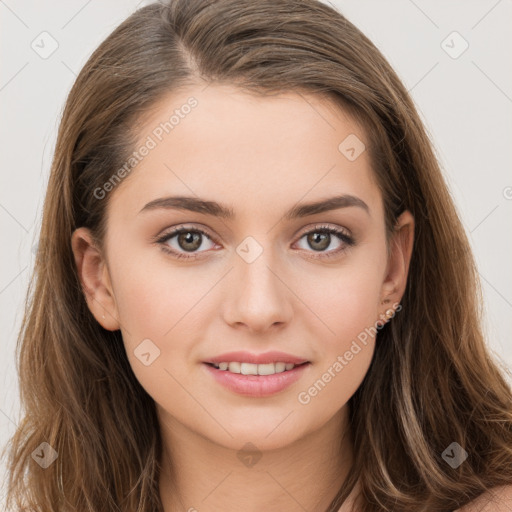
[138,194,370,219]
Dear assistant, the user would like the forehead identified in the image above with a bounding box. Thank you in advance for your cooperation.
[107,84,382,223]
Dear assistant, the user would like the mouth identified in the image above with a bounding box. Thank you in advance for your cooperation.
[202,360,311,397]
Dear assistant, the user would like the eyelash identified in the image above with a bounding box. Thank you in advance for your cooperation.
[153,224,355,261]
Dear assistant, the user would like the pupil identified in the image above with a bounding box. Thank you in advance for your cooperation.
[309,232,329,251]
[179,232,201,252]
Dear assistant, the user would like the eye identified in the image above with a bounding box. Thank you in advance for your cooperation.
[294,224,355,259]
[154,223,355,261]
[154,226,218,260]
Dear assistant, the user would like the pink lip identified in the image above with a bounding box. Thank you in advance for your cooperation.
[202,361,311,397]
[204,350,309,365]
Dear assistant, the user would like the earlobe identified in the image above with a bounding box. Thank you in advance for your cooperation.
[379,210,415,315]
[70,227,120,331]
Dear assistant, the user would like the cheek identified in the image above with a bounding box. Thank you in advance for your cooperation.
[297,341,374,417]
[110,258,220,388]
[291,250,385,409]
[294,268,381,413]
[298,258,384,346]
[112,262,208,412]
[111,253,212,340]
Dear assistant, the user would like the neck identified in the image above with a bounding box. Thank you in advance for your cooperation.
[158,404,356,512]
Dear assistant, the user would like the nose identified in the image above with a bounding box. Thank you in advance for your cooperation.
[221,246,293,333]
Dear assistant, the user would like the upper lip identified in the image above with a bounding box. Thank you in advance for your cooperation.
[204,351,310,365]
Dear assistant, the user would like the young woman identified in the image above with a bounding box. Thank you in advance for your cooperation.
[4,0,512,511]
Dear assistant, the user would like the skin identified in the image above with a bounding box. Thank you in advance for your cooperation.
[72,83,414,511]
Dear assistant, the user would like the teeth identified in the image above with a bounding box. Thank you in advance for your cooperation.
[241,363,258,375]
[228,361,241,373]
[275,362,286,372]
[256,363,276,376]
[211,361,301,375]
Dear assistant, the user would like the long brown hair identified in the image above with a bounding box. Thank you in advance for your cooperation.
[4,1,512,510]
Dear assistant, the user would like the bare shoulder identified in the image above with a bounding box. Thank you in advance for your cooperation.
[455,485,512,512]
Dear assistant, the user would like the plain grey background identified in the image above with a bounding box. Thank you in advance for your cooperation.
[1,0,511,505]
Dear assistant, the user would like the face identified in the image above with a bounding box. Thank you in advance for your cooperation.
[72,84,414,452]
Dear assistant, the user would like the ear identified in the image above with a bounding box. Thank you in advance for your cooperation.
[71,227,120,331]
[378,210,415,323]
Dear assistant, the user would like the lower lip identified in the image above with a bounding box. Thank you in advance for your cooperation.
[202,362,311,397]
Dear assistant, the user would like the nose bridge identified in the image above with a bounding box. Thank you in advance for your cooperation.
[236,234,283,300]
[223,234,292,329]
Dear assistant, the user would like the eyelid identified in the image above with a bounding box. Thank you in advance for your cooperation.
[294,222,352,239]
[153,223,217,242]
[153,224,219,248]
[154,222,352,242]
